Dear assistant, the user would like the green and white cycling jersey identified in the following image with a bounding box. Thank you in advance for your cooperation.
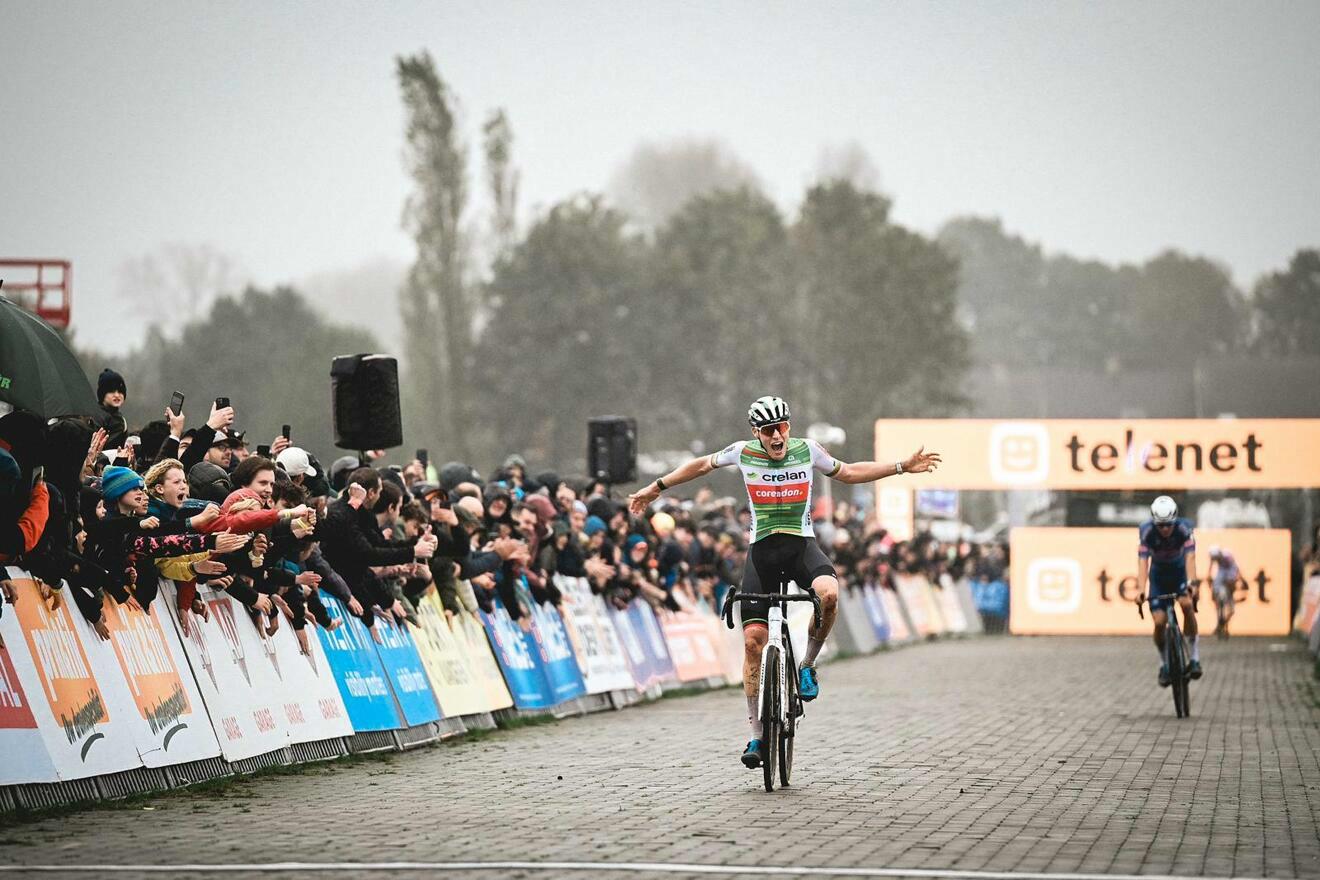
[709,437,842,543]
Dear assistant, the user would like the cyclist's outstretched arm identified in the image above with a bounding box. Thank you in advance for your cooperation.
[627,455,715,516]
[833,447,942,485]
[1137,555,1150,600]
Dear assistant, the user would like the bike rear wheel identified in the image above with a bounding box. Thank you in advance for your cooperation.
[761,650,780,792]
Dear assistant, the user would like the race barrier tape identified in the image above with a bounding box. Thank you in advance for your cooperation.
[1,563,950,807]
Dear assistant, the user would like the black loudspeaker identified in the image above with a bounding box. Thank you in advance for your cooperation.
[331,354,403,451]
[587,416,637,484]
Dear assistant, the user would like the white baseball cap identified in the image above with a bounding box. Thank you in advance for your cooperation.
[276,446,317,477]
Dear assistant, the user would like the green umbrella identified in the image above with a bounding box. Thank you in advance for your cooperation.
[0,293,99,418]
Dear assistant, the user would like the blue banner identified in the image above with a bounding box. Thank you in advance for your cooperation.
[915,489,959,519]
[629,600,677,684]
[860,584,892,643]
[608,602,657,688]
[371,616,442,726]
[480,601,553,710]
[527,602,586,704]
[315,596,404,732]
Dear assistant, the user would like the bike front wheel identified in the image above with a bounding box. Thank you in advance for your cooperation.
[1169,631,1187,718]
[761,650,780,792]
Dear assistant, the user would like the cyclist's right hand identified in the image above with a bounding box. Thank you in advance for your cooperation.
[626,486,658,517]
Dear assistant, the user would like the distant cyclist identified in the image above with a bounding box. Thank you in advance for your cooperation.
[1137,495,1202,685]
[626,395,941,768]
[1205,546,1240,638]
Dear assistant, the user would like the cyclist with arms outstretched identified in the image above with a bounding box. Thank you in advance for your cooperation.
[627,396,941,768]
[1138,495,1203,686]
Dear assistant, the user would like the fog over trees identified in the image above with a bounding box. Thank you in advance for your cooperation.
[80,55,1320,476]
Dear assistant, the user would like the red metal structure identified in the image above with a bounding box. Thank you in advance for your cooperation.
[0,259,72,329]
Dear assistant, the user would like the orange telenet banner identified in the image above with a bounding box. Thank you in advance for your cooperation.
[874,419,1320,490]
[1009,528,1291,636]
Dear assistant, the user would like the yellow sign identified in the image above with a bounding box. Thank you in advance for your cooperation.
[1009,528,1291,636]
[874,419,1320,489]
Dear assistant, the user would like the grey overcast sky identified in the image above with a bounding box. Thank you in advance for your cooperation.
[3,1,1318,353]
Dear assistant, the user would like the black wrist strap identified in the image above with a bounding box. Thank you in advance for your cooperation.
[655,477,668,492]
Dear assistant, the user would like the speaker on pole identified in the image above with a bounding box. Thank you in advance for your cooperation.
[331,354,403,451]
[587,416,637,485]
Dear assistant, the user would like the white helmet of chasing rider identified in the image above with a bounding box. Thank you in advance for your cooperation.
[1207,546,1222,559]
[1150,495,1178,524]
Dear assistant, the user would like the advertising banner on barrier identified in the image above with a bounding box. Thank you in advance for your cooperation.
[630,601,677,685]
[932,580,969,634]
[164,583,288,760]
[859,584,892,644]
[371,616,441,727]
[1297,577,1320,637]
[836,585,878,655]
[251,607,354,746]
[608,602,654,689]
[875,418,1320,490]
[1009,528,1292,635]
[91,592,220,767]
[453,610,514,712]
[481,601,553,709]
[895,575,942,637]
[658,611,723,682]
[880,584,913,642]
[527,600,587,704]
[409,592,491,717]
[0,570,140,783]
[555,575,635,694]
[316,595,404,732]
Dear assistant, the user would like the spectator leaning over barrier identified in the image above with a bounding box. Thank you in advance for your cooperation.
[213,456,318,639]
[85,465,244,611]
[320,467,437,640]
[143,457,230,627]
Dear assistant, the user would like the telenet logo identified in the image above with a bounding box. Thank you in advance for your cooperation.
[989,423,1050,485]
[1026,557,1082,614]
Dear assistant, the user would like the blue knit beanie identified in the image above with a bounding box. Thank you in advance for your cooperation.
[584,515,608,537]
[101,465,144,503]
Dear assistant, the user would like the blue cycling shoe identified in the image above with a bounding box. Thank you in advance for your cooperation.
[741,739,763,768]
[799,665,819,701]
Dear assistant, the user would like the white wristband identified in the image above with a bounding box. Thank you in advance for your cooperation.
[895,460,904,475]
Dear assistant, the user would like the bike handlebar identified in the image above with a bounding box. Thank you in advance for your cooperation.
[721,586,823,630]
[1134,583,1200,621]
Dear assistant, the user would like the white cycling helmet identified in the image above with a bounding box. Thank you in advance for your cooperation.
[1207,546,1222,560]
[1150,495,1178,524]
[747,395,791,429]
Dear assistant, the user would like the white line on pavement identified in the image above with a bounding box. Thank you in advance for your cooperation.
[0,862,1270,880]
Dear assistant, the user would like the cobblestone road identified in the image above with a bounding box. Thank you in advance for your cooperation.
[2,635,1318,880]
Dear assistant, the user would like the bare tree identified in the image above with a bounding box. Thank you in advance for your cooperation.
[482,109,520,268]
[397,51,473,461]
[116,242,246,326]
[607,137,762,230]
[814,141,882,192]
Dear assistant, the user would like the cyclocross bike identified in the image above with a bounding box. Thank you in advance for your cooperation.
[1136,586,1197,719]
[722,582,822,792]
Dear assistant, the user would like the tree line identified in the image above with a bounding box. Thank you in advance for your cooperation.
[82,51,1319,478]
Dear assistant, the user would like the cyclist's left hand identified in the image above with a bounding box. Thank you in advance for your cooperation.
[903,447,943,474]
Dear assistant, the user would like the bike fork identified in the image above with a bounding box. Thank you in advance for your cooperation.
[757,607,786,726]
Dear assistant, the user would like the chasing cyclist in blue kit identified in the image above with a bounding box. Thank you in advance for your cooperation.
[1137,495,1203,686]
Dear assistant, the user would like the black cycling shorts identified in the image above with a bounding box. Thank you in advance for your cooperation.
[739,533,836,628]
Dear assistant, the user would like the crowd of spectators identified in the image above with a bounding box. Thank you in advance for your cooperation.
[1,367,1011,655]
